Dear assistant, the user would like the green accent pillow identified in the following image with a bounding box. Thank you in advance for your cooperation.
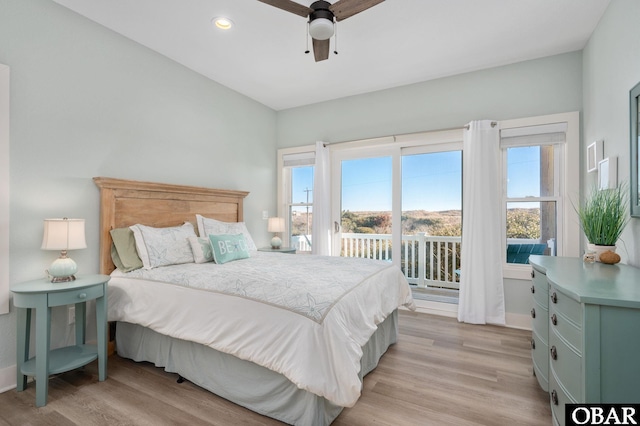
[110,243,127,271]
[110,227,143,272]
[209,233,250,264]
[188,236,213,263]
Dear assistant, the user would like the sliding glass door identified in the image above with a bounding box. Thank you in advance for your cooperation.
[401,149,461,297]
[338,155,393,260]
[331,138,462,300]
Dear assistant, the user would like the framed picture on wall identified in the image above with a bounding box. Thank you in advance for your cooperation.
[587,139,604,173]
[598,156,617,190]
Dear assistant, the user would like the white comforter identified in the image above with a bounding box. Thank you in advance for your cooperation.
[108,251,415,407]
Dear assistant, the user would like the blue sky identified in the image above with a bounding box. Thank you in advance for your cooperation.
[291,148,540,212]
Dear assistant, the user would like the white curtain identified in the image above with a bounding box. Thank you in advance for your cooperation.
[457,120,505,325]
[312,141,332,255]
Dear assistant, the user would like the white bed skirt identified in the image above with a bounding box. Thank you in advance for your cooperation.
[115,310,398,426]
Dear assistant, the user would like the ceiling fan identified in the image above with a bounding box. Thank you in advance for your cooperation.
[258,0,384,62]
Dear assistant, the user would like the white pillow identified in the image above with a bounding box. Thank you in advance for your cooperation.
[195,214,257,251]
[130,222,197,269]
[188,236,214,264]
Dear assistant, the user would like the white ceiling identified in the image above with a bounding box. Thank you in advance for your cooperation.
[51,0,610,111]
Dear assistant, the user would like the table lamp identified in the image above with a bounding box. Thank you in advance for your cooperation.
[267,217,285,249]
[41,218,87,283]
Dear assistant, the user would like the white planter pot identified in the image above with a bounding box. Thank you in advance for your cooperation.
[587,243,616,262]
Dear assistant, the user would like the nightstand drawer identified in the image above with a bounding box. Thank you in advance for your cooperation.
[549,327,582,400]
[48,284,104,307]
[549,285,582,327]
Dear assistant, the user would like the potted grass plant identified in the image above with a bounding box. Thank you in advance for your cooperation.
[577,183,629,262]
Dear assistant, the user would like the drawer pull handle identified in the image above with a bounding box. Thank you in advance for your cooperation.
[530,285,535,294]
[551,314,557,326]
[78,293,87,299]
[531,308,536,319]
[531,270,535,279]
[550,345,557,360]
[551,292,557,304]
[531,338,535,350]
[551,390,558,405]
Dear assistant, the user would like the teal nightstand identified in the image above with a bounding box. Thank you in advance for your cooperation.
[12,274,110,407]
[258,247,296,254]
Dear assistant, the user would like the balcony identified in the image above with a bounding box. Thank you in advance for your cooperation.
[341,233,461,290]
[293,233,461,291]
[292,233,554,294]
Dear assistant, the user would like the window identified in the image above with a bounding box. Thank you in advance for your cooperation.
[500,112,580,279]
[278,148,315,252]
[505,145,559,263]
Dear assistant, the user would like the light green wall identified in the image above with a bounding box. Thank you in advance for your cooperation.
[583,0,640,267]
[0,0,277,369]
[277,52,583,147]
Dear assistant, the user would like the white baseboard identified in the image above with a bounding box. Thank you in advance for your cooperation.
[0,364,16,393]
[505,312,532,330]
[409,299,458,318]
[405,300,532,331]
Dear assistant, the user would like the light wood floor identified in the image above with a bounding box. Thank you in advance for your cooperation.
[0,311,551,425]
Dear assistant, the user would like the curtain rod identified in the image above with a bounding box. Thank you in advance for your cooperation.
[323,121,498,147]
[463,121,497,130]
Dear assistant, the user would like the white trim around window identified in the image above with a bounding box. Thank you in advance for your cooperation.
[500,111,580,280]
[0,64,9,315]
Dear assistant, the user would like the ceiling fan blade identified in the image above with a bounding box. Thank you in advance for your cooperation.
[312,38,330,62]
[329,0,384,21]
[257,0,312,18]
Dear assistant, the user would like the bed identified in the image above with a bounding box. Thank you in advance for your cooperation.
[94,177,415,425]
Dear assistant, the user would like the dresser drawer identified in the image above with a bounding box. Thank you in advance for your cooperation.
[531,268,549,307]
[531,300,549,342]
[549,285,582,327]
[549,327,582,401]
[48,284,104,307]
[549,364,577,426]
[531,330,549,392]
[549,302,582,353]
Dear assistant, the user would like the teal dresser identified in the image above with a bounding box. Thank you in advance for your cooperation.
[529,256,640,426]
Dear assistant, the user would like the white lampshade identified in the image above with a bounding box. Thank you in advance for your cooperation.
[41,218,86,283]
[309,18,334,40]
[268,217,285,249]
[268,217,285,233]
[42,218,87,250]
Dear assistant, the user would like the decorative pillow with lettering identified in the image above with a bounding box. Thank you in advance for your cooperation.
[196,214,257,251]
[208,233,250,264]
[188,236,214,264]
[130,222,196,269]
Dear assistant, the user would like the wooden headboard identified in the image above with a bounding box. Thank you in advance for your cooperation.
[93,177,249,275]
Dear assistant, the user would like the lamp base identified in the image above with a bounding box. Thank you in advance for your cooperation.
[48,255,78,283]
[270,235,282,249]
[51,275,77,283]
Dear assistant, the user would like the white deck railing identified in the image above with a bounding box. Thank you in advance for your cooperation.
[292,233,462,290]
[341,233,462,290]
[293,233,553,290]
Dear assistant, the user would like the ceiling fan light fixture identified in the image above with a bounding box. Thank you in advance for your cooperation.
[212,16,233,30]
[308,18,334,40]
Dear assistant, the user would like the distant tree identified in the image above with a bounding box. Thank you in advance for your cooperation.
[354,226,375,234]
[507,209,540,239]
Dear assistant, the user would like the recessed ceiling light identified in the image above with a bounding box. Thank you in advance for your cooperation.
[212,17,233,30]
